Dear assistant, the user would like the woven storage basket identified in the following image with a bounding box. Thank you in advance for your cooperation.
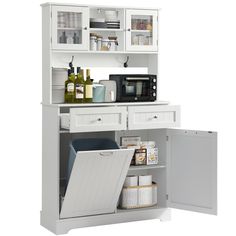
[120,182,157,209]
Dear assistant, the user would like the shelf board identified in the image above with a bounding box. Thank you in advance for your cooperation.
[117,205,159,213]
[57,27,82,30]
[52,49,158,54]
[89,28,123,32]
[128,164,166,171]
[46,101,169,108]
[131,29,152,33]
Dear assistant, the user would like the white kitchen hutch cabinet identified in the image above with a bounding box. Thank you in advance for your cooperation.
[41,3,217,235]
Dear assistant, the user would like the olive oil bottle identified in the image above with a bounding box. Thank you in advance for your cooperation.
[74,68,85,103]
[84,69,93,103]
[64,69,75,103]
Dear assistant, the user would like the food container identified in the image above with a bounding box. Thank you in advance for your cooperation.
[139,175,152,186]
[120,136,141,148]
[97,35,103,51]
[120,183,157,209]
[92,84,105,102]
[90,35,97,51]
[99,80,117,102]
[108,36,118,51]
[141,141,158,165]
[101,39,110,51]
[135,148,147,165]
[124,175,138,187]
[137,34,145,45]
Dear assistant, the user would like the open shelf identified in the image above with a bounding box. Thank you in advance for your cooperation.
[129,164,166,171]
[52,49,158,54]
[89,28,123,32]
[48,101,169,107]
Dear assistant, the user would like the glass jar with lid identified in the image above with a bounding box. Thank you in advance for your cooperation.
[90,33,97,51]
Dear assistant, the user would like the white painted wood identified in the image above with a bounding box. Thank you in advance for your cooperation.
[166,129,217,215]
[51,6,89,50]
[68,107,127,132]
[41,105,60,221]
[41,207,169,234]
[128,105,180,130]
[42,5,52,104]
[126,9,158,51]
[46,101,169,107]
[41,3,159,11]
[60,149,134,218]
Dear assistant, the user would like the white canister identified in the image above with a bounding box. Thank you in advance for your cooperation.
[139,175,152,186]
[124,175,138,187]
[109,39,118,51]
[90,36,97,51]
[97,36,102,51]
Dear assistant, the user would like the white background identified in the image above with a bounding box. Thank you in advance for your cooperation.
[0,0,235,235]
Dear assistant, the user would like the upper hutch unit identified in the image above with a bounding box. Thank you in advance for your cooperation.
[41,3,217,235]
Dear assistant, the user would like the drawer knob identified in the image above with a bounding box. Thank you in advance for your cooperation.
[153,115,158,119]
[97,117,102,122]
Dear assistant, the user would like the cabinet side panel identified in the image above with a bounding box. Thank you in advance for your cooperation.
[42,105,60,220]
[42,5,52,104]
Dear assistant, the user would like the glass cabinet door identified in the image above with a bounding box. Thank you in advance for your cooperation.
[52,6,89,50]
[126,10,158,51]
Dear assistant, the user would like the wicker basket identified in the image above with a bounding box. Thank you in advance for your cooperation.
[120,182,157,209]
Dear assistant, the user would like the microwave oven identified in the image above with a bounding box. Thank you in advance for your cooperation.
[109,74,157,102]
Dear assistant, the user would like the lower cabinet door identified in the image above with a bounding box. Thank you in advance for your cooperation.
[128,105,180,130]
[166,129,217,215]
[60,149,134,219]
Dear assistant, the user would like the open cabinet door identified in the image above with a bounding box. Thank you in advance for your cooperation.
[167,129,217,214]
[60,149,134,219]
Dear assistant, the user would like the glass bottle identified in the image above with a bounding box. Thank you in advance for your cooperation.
[74,68,85,103]
[64,69,75,103]
[84,69,93,103]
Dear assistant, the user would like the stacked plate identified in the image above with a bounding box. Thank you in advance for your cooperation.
[106,20,120,29]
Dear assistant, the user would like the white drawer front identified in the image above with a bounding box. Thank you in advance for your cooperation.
[69,107,127,132]
[128,105,180,130]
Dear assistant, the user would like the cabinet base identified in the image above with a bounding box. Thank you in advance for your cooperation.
[40,208,171,235]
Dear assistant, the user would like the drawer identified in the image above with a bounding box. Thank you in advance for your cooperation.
[61,107,127,133]
[128,105,180,130]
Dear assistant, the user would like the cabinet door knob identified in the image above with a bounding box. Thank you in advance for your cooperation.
[84,27,88,30]
[153,115,158,119]
[127,28,131,31]
[97,117,102,122]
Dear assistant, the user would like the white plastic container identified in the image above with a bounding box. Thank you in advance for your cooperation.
[124,175,138,187]
[139,175,152,186]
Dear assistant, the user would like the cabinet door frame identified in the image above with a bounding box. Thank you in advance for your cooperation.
[51,6,89,50]
[126,9,158,52]
[166,129,217,215]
